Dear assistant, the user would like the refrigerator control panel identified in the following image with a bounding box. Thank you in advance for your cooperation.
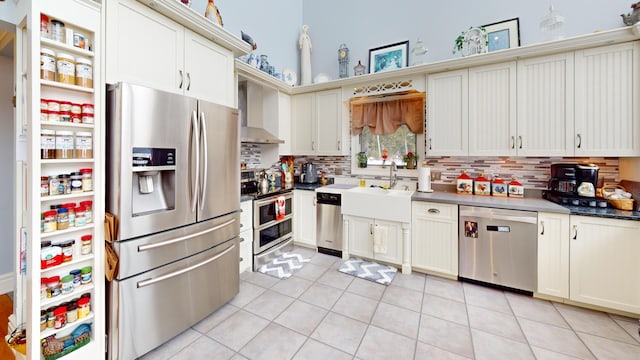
[133,147,176,167]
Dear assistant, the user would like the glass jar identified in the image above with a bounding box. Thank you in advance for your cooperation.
[43,210,57,233]
[50,19,65,42]
[77,297,90,319]
[56,208,69,230]
[66,302,78,323]
[40,310,47,331]
[75,57,93,88]
[40,14,50,39]
[47,99,60,112]
[74,131,93,159]
[46,306,56,328]
[80,266,92,285]
[40,109,50,122]
[40,278,48,300]
[60,274,74,294]
[58,239,74,262]
[81,114,94,124]
[70,172,83,193]
[57,174,71,194]
[80,234,92,255]
[80,200,93,223]
[63,203,75,227]
[55,130,74,159]
[81,103,94,115]
[59,110,72,122]
[80,168,93,192]
[71,103,82,115]
[40,129,56,159]
[74,206,86,227]
[48,111,61,122]
[56,52,75,85]
[59,101,72,113]
[53,305,66,329]
[40,47,56,81]
[47,276,60,297]
[40,176,50,197]
[70,269,81,288]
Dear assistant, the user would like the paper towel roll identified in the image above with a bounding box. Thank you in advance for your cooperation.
[418,165,433,192]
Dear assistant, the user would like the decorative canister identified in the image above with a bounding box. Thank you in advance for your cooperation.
[40,48,57,81]
[491,177,508,197]
[75,57,93,88]
[508,177,524,198]
[456,171,473,195]
[56,52,75,85]
[473,172,491,196]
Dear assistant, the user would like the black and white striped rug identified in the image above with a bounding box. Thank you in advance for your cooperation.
[258,253,311,279]
[338,258,397,286]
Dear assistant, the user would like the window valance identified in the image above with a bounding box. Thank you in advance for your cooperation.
[350,90,425,136]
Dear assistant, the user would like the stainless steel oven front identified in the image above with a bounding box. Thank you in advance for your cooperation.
[253,191,294,268]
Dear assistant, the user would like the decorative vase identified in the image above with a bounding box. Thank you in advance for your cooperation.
[259,54,269,72]
[406,161,416,169]
[358,162,367,168]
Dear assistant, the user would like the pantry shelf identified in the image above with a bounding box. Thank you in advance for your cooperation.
[40,224,94,239]
[40,37,95,58]
[41,80,94,93]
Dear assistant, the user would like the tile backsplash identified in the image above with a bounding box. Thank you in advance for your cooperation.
[240,145,619,190]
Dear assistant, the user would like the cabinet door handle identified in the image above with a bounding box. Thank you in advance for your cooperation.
[240,237,245,242]
[186,72,191,91]
[427,208,440,214]
[518,136,523,149]
[510,136,515,149]
[179,70,183,89]
[540,220,545,235]
[337,140,341,151]
[576,134,582,149]
[312,141,315,151]
[572,225,578,240]
[239,257,244,262]
[369,224,373,235]
[429,138,432,150]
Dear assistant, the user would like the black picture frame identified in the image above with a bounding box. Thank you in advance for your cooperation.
[368,40,409,74]
[483,18,520,52]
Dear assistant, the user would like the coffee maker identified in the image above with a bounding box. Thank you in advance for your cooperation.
[548,163,599,197]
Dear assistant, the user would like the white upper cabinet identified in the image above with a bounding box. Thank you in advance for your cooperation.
[517,53,575,156]
[574,41,640,156]
[426,70,469,156]
[106,0,235,106]
[291,89,344,155]
[291,92,315,154]
[468,61,517,156]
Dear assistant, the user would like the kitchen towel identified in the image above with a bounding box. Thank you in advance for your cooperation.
[418,164,433,192]
[373,225,388,254]
[275,196,286,220]
[338,258,397,286]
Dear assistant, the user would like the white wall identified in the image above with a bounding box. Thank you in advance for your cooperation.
[0,1,16,29]
[0,55,15,291]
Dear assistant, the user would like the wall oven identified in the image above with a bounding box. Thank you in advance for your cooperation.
[253,190,293,269]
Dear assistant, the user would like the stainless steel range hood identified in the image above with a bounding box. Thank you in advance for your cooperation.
[241,126,284,144]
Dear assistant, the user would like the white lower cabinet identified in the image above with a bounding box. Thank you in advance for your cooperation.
[239,200,253,272]
[344,215,403,266]
[411,202,458,277]
[536,212,570,298]
[569,215,640,314]
[293,190,316,247]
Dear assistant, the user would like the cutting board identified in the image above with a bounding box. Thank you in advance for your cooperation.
[618,180,640,210]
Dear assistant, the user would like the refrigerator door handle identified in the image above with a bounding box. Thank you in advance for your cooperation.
[199,111,208,209]
[137,242,236,288]
[137,218,236,252]
[190,110,199,212]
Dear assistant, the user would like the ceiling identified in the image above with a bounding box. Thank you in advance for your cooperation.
[0,29,14,58]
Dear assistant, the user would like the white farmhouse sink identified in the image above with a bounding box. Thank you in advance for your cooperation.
[342,186,413,223]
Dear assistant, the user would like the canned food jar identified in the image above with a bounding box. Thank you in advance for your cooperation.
[58,239,74,262]
[40,129,56,159]
[46,307,56,328]
[70,172,83,193]
[40,99,49,110]
[81,103,94,115]
[43,210,57,233]
[40,48,56,81]
[51,20,65,42]
[62,203,75,227]
[59,101,72,112]
[55,130,74,159]
[74,206,86,227]
[40,176,50,197]
[77,297,90,318]
[47,276,60,297]
[40,310,47,331]
[74,131,92,159]
[47,111,61,122]
[70,103,82,115]
[59,110,72,122]
[73,32,86,49]
[80,168,93,192]
[40,109,50,122]
[81,114,94,124]
[40,278,48,300]
[56,208,69,230]
[47,99,60,112]
[80,234,92,255]
[66,302,78,323]
[70,269,81,288]
[53,306,66,329]
[75,57,93,88]
[80,200,92,223]
[40,14,50,39]
[60,274,73,294]
[56,52,75,85]
[80,266,92,285]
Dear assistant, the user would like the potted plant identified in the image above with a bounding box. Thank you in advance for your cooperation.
[356,152,368,168]
[403,151,418,169]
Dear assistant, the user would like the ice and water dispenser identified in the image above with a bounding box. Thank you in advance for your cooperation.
[131,147,176,216]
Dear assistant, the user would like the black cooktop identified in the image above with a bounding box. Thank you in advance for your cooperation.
[543,191,640,220]
[242,187,293,200]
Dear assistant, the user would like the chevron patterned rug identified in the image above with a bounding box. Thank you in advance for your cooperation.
[258,253,311,279]
[338,258,397,286]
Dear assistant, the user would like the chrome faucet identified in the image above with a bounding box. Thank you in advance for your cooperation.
[389,161,398,189]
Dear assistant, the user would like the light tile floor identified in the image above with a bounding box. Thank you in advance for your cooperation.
[141,247,640,360]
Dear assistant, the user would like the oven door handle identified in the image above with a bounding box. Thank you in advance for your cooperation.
[254,194,292,208]
[137,219,236,252]
[137,242,236,288]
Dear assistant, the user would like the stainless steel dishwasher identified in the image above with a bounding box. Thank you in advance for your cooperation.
[316,191,343,257]
[459,205,538,293]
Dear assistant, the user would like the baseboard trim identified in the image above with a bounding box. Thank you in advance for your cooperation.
[0,273,14,295]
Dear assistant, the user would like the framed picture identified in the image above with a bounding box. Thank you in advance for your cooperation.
[483,18,520,52]
[368,41,409,74]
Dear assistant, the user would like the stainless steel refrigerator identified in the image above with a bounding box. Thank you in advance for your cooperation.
[106,82,240,360]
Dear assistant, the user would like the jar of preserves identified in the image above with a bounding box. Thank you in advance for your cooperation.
[74,131,92,159]
[81,103,94,115]
[77,297,90,319]
[43,210,57,233]
[71,114,82,123]
[41,176,50,197]
[40,109,50,122]
[70,172,83,193]
[80,168,93,192]
[81,114,94,124]
[59,101,72,113]
[80,234,92,255]
[40,129,56,159]
[55,130,74,159]
[47,111,61,122]
[47,99,60,112]
[75,57,93,88]
[56,208,69,230]
[40,48,56,81]
[50,19,65,42]
[40,310,47,331]
[56,52,75,85]
[70,103,82,115]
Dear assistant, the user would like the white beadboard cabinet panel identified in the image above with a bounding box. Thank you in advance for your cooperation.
[426,70,468,156]
[536,212,570,298]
